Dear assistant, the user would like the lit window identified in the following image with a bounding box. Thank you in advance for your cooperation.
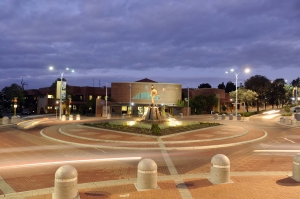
[72,105,77,110]
[48,95,54,99]
[89,95,93,100]
[122,106,127,111]
[47,106,53,109]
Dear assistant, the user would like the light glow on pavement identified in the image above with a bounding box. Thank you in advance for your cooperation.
[0,157,142,169]
[254,150,300,153]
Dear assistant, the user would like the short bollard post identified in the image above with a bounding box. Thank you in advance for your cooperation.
[214,113,218,120]
[280,117,283,123]
[122,113,126,119]
[237,114,241,121]
[285,118,291,125]
[61,115,66,121]
[229,114,233,120]
[222,114,226,120]
[69,115,73,121]
[11,116,17,124]
[292,154,300,182]
[52,165,80,199]
[76,114,80,120]
[136,158,158,190]
[209,154,232,184]
[17,115,21,123]
[292,119,297,126]
[179,113,183,118]
[107,113,111,119]
[2,116,8,125]
[282,117,286,124]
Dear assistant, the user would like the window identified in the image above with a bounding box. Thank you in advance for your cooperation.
[89,95,93,100]
[48,95,54,99]
[47,106,53,109]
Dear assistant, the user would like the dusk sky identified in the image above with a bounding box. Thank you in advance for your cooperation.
[1,0,300,90]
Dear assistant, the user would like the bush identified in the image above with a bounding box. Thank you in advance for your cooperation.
[284,105,291,113]
[281,113,292,116]
[243,112,256,117]
[151,123,161,136]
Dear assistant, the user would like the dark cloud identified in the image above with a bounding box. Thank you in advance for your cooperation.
[1,0,300,89]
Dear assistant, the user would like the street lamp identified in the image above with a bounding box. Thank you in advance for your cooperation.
[226,68,250,119]
[13,97,18,116]
[49,66,74,120]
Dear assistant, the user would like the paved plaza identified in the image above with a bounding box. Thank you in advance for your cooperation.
[0,113,300,198]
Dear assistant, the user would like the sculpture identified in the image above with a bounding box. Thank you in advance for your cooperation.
[150,85,159,104]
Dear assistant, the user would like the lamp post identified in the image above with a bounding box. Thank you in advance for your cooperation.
[105,83,108,117]
[226,68,250,119]
[55,100,58,119]
[49,66,74,120]
[13,97,18,116]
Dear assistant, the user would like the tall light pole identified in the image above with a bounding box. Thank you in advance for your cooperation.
[105,83,108,117]
[49,66,74,120]
[226,68,250,119]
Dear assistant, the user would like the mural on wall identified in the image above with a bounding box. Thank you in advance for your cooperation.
[133,92,160,100]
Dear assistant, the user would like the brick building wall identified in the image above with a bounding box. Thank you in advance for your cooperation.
[111,82,182,105]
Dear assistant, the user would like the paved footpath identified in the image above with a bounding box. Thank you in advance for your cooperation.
[1,114,300,199]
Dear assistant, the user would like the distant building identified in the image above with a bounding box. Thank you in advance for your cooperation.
[24,78,233,117]
[182,88,232,113]
[105,78,182,117]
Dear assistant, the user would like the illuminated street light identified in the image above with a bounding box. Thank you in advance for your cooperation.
[226,68,250,119]
[49,66,74,120]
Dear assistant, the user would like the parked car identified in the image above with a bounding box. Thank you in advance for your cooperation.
[294,107,300,113]
[22,110,31,115]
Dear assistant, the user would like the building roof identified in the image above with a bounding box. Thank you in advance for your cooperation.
[135,78,157,83]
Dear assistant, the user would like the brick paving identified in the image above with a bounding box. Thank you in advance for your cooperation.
[1,114,300,198]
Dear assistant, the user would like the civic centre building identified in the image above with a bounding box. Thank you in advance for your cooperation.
[24,78,231,117]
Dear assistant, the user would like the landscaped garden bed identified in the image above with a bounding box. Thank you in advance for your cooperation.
[84,120,221,136]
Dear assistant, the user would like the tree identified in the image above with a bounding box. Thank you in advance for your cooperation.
[268,78,286,108]
[1,83,24,110]
[218,82,226,90]
[190,94,218,114]
[291,77,300,104]
[245,75,271,112]
[198,83,212,88]
[205,94,219,112]
[229,88,258,112]
[225,81,236,93]
[190,95,207,114]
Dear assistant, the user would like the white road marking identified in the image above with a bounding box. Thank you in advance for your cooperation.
[0,157,141,169]
[284,138,296,143]
[254,150,300,153]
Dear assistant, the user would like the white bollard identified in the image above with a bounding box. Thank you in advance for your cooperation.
[136,158,158,190]
[69,115,73,121]
[52,165,80,199]
[61,115,66,121]
[292,154,300,182]
[222,114,226,120]
[209,154,232,184]
[2,116,9,125]
[76,114,80,120]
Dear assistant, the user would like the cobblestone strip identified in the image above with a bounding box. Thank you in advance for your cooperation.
[0,176,16,195]
[158,138,194,199]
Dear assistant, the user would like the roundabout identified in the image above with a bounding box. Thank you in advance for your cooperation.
[40,121,267,150]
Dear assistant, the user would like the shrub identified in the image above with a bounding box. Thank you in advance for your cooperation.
[151,123,161,136]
